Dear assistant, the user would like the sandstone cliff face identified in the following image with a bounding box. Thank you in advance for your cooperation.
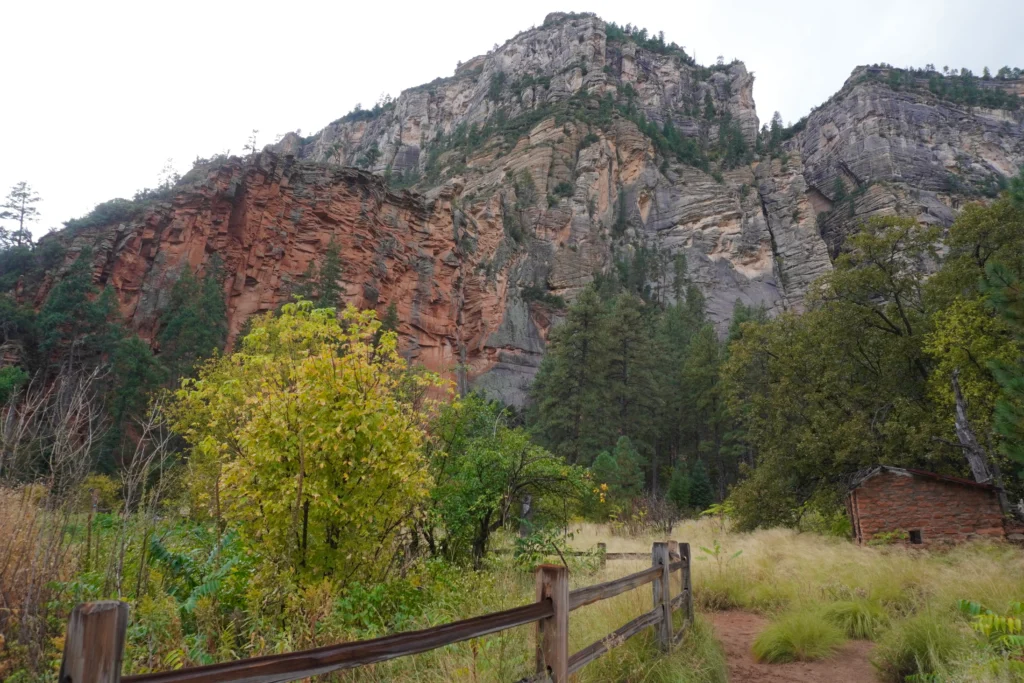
[45,155,487,382]
[40,16,1024,406]
[796,67,1024,257]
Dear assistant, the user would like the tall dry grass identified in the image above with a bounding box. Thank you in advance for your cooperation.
[565,519,1024,682]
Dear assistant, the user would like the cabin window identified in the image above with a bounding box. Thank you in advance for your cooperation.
[909,529,923,545]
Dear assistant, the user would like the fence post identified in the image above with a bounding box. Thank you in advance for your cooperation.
[535,564,568,682]
[59,601,129,683]
[597,542,607,569]
[681,542,693,622]
[651,542,672,651]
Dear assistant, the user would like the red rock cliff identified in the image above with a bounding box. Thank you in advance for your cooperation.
[40,152,531,393]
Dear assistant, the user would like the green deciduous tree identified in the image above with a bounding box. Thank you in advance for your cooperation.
[426,395,585,566]
[169,302,441,579]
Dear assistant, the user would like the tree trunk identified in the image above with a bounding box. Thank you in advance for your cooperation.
[519,494,533,538]
[952,369,993,483]
[952,369,1013,516]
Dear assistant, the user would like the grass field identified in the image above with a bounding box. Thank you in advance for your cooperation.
[4,496,1023,682]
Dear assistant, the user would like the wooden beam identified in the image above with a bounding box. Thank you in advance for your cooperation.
[568,565,661,611]
[681,542,693,622]
[124,600,552,683]
[59,601,129,683]
[652,542,672,651]
[535,564,569,683]
[567,607,663,675]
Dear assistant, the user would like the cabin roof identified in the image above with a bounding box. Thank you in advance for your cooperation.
[847,465,997,493]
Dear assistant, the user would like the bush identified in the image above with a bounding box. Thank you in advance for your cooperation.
[751,611,846,663]
[0,365,28,405]
[823,599,889,640]
[872,612,970,681]
[64,197,146,233]
[551,181,575,198]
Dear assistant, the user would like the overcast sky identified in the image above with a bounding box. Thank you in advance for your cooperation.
[3,0,1022,237]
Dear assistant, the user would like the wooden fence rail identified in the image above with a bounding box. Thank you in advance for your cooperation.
[59,541,693,683]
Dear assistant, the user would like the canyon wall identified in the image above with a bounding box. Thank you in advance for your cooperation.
[37,13,1024,405]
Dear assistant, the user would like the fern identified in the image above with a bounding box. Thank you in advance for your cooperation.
[957,599,1024,655]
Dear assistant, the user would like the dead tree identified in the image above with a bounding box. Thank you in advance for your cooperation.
[951,369,1015,517]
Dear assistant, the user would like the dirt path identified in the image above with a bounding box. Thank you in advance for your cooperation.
[707,611,877,683]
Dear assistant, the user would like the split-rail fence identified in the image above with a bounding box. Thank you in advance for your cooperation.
[58,541,693,683]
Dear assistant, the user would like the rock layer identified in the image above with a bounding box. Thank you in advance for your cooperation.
[36,16,1024,406]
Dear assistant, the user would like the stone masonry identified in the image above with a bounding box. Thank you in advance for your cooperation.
[847,466,1005,546]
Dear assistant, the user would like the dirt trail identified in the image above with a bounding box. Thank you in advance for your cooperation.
[708,611,877,683]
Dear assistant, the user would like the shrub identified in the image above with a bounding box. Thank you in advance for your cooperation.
[823,599,889,640]
[751,611,846,663]
[551,181,575,198]
[63,197,146,233]
[872,613,970,681]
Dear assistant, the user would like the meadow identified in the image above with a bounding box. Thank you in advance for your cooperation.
[3,485,1023,682]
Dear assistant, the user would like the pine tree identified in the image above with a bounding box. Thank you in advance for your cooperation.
[37,250,120,370]
[689,459,715,510]
[605,292,660,447]
[703,92,716,119]
[0,181,41,249]
[1010,167,1024,209]
[295,238,344,309]
[667,465,692,511]
[531,286,612,463]
[158,259,228,383]
[591,436,645,500]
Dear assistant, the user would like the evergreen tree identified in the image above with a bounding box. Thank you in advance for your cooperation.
[531,287,611,463]
[605,293,660,448]
[37,251,120,371]
[374,302,400,347]
[689,459,715,510]
[295,238,344,309]
[158,260,228,383]
[667,464,691,511]
[591,436,645,500]
[703,92,716,119]
[1010,167,1024,209]
[0,181,40,249]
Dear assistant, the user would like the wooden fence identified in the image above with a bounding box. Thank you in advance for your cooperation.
[59,541,693,683]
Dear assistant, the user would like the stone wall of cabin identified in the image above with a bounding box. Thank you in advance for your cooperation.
[848,471,1004,546]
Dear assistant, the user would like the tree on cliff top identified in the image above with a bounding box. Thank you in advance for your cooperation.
[0,181,40,249]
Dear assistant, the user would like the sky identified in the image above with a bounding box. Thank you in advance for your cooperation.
[2,0,1022,238]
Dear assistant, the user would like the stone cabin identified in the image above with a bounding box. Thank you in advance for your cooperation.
[846,466,1005,546]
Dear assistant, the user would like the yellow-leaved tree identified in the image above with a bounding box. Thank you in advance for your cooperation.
[169,301,442,579]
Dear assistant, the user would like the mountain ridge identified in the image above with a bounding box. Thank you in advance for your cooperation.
[26,12,1024,405]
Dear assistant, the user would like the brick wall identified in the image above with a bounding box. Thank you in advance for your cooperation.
[849,470,1004,546]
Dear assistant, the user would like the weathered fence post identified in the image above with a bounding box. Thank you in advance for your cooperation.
[535,564,569,682]
[652,542,672,651]
[681,542,693,621]
[59,600,129,683]
[597,542,607,569]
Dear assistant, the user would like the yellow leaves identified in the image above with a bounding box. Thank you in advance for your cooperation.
[170,301,443,579]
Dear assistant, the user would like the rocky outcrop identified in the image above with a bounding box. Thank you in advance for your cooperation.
[796,67,1024,256]
[37,17,1024,406]
[43,155,485,381]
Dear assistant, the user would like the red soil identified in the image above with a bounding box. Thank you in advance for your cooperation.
[707,610,877,683]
